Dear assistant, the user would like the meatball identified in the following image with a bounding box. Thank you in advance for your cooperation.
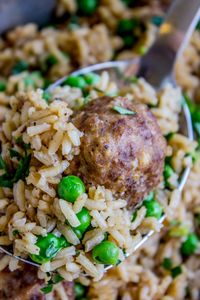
[0,254,74,300]
[71,96,166,207]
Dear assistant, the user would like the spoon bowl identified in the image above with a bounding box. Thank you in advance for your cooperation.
[0,0,199,271]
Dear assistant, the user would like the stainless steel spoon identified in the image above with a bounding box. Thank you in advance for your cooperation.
[0,0,199,269]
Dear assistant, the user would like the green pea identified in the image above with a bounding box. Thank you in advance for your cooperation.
[92,241,119,265]
[12,60,29,74]
[74,282,86,298]
[0,81,6,92]
[181,233,199,256]
[58,175,85,203]
[143,199,163,219]
[30,233,68,264]
[63,76,87,89]
[84,73,100,85]
[73,208,91,238]
[117,19,139,35]
[59,235,70,248]
[77,0,98,16]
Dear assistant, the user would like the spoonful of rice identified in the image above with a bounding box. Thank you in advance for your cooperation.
[0,0,199,284]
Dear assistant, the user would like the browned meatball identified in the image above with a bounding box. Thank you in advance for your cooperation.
[71,96,166,207]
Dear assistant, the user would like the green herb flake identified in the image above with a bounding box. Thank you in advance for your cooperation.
[12,60,29,75]
[171,265,182,278]
[112,106,136,115]
[13,230,19,236]
[0,81,6,92]
[45,54,58,67]
[13,154,31,182]
[195,214,200,227]
[43,91,52,103]
[9,149,22,160]
[41,284,53,294]
[53,274,64,284]
[0,155,7,171]
[0,152,31,188]
[162,257,173,270]
[196,20,200,31]
[131,210,137,222]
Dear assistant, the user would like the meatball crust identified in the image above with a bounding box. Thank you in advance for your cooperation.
[71,96,166,207]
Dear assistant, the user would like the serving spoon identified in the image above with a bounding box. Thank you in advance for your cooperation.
[0,0,199,270]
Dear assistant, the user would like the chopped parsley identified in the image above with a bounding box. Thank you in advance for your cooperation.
[43,91,52,103]
[162,258,183,278]
[162,258,173,270]
[40,274,64,294]
[12,230,20,236]
[112,106,136,115]
[41,284,53,294]
[0,145,31,188]
[12,60,29,75]
[171,266,182,278]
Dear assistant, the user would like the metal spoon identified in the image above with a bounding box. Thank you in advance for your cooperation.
[0,0,199,269]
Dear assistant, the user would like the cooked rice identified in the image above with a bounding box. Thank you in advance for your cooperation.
[0,70,195,285]
[0,1,199,299]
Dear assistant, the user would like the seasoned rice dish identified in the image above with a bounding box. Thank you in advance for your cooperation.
[0,1,199,300]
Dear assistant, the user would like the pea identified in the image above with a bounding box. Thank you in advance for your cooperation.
[12,60,29,75]
[77,0,98,16]
[73,208,91,238]
[59,235,70,248]
[30,233,68,264]
[63,76,87,89]
[181,233,199,256]
[58,175,85,203]
[117,19,139,35]
[74,282,86,298]
[84,73,100,85]
[143,199,163,219]
[92,241,119,265]
[0,81,6,92]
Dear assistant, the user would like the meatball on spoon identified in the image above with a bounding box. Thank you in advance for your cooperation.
[0,0,199,270]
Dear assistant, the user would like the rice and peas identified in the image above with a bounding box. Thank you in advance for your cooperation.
[0,0,199,299]
[0,68,197,286]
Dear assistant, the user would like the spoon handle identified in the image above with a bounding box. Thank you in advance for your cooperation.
[139,0,200,88]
